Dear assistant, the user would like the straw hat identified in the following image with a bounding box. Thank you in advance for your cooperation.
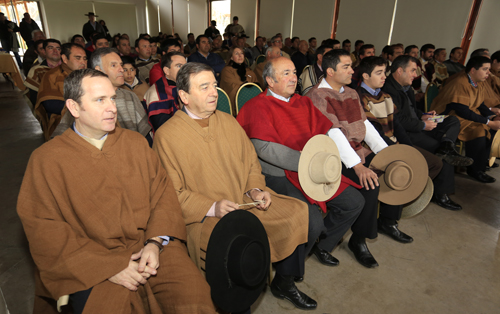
[298,135,342,201]
[401,177,433,218]
[489,131,500,167]
[370,144,428,205]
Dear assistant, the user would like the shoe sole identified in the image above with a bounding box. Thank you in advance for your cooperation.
[270,288,317,310]
[436,153,473,167]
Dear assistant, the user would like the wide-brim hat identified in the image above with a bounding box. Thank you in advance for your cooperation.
[85,12,98,17]
[205,210,270,313]
[401,177,433,218]
[298,135,342,201]
[489,130,500,167]
[370,144,428,205]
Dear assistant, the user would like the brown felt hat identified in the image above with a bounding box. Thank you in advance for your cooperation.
[489,131,500,167]
[401,177,433,218]
[298,135,342,201]
[370,144,428,205]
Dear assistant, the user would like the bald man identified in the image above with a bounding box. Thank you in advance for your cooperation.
[254,46,282,87]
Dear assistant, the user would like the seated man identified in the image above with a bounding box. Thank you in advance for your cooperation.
[237,58,363,276]
[153,62,317,310]
[444,47,465,76]
[349,44,375,88]
[306,50,411,268]
[254,46,281,87]
[187,35,226,82]
[383,55,470,209]
[251,35,266,60]
[298,45,332,95]
[22,29,45,75]
[135,37,159,84]
[117,36,134,57]
[121,56,149,101]
[149,38,182,85]
[144,51,186,132]
[270,35,291,59]
[386,44,403,69]
[425,48,449,87]
[291,40,310,76]
[431,56,500,183]
[18,68,215,314]
[210,35,230,63]
[24,39,54,106]
[183,33,197,56]
[55,48,152,144]
[35,43,87,141]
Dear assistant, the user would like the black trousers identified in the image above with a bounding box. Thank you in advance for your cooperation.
[265,174,363,260]
[408,115,461,152]
[465,135,491,173]
[69,287,93,314]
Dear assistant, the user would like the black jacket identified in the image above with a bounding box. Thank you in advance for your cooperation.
[382,75,425,133]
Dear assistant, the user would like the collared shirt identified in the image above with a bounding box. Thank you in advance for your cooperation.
[185,106,205,119]
[360,82,380,96]
[269,88,291,102]
[467,74,478,88]
[137,57,152,62]
[318,78,345,93]
[73,122,108,141]
[124,76,139,89]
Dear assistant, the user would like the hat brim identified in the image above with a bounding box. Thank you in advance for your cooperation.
[489,131,500,166]
[298,135,341,201]
[401,177,433,218]
[370,144,428,205]
[205,210,270,313]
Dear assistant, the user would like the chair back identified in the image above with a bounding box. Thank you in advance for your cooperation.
[256,55,266,64]
[216,87,233,116]
[236,83,263,115]
[425,83,439,112]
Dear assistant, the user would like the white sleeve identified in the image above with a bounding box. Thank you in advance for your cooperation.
[363,120,388,154]
[327,128,362,168]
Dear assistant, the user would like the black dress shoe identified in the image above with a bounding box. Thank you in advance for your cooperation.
[486,162,499,171]
[311,245,339,266]
[294,276,303,282]
[270,274,317,310]
[347,237,378,268]
[377,220,413,243]
[435,141,473,167]
[431,194,462,211]
[467,170,496,183]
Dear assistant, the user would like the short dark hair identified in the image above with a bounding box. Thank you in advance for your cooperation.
[233,16,239,20]
[381,45,391,55]
[291,36,300,43]
[321,39,339,49]
[160,38,181,53]
[355,40,364,47]
[342,39,351,46]
[196,34,209,45]
[465,56,491,73]
[420,43,435,54]
[118,37,129,45]
[135,37,151,48]
[43,38,61,50]
[491,50,500,63]
[322,49,351,73]
[64,68,108,105]
[470,48,489,58]
[61,43,85,60]
[121,56,137,69]
[358,56,388,80]
[404,45,418,55]
[315,45,328,57]
[161,51,185,69]
[210,20,216,26]
[90,47,120,69]
[308,37,316,43]
[387,44,401,56]
[359,44,374,56]
[391,55,418,73]
[433,48,446,58]
[92,33,107,44]
[71,34,85,44]
[176,62,214,93]
[255,36,264,42]
[34,39,45,54]
[187,33,194,39]
[449,47,462,58]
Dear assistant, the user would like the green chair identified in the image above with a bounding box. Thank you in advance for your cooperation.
[216,87,233,116]
[425,83,439,113]
[256,55,266,64]
[235,83,263,115]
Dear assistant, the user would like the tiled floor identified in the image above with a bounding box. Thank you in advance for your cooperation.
[0,77,499,314]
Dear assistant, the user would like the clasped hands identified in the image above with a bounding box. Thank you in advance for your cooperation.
[214,189,272,218]
[108,237,162,291]
[421,110,438,131]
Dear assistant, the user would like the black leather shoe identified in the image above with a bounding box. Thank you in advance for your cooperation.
[467,170,496,183]
[270,274,317,310]
[312,245,339,266]
[486,162,499,171]
[377,220,413,243]
[294,276,303,282]
[431,194,462,210]
[435,141,473,167]
[347,237,378,268]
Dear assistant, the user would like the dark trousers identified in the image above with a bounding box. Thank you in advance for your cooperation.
[465,135,491,173]
[265,174,363,257]
[69,287,93,314]
[408,115,461,152]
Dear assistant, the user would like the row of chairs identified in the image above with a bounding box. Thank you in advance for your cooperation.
[217,83,263,116]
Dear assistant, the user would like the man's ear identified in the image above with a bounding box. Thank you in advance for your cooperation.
[362,73,370,81]
[326,67,335,77]
[265,76,274,89]
[65,99,80,119]
[94,65,102,72]
[135,47,139,54]
[61,54,68,64]
[178,89,189,105]
[163,66,170,78]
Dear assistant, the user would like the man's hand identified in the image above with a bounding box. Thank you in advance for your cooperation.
[109,250,150,291]
[423,119,438,130]
[490,107,500,115]
[248,189,272,210]
[138,237,161,275]
[353,163,379,190]
[421,111,436,121]
[214,199,239,218]
[487,120,500,130]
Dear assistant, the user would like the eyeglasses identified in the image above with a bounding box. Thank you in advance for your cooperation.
[273,40,282,43]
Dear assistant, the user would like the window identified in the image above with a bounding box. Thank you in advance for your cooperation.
[211,0,230,33]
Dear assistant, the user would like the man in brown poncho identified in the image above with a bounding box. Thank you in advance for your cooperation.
[152,63,314,310]
[431,56,500,183]
[17,68,215,314]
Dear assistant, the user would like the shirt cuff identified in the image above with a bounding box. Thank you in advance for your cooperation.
[206,202,216,217]
[158,236,170,246]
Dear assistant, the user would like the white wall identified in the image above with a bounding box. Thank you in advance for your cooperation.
[230,0,256,42]
[158,0,173,36]
[259,0,293,40]
[147,0,160,36]
[468,0,500,60]
[292,0,334,42]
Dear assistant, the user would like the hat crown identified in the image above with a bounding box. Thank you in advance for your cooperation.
[227,235,267,289]
[384,160,413,191]
[308,152,341,184]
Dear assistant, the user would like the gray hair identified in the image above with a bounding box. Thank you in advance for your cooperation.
[265,46,275,57]
[64,68,108,105]
[31,29,43,40]
[262,59,277,89]
[90,47,120,70]
[176,62,214,93]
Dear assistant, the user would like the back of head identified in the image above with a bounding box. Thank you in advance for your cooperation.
[491,50,500,63]
[176,62,213,93]
[390,55,418,74]
[358,56,388,79]
[322,49,351,73]
[315,45,327,57]
[470,48,489,58]
[465,56,491,73]
[90,47,119,69]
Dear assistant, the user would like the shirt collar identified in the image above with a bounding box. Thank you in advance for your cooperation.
[197,51,210,59]
[467,74,478,88]
[125,76,139,89]
[137,57,151,62]
[268,88,291,102]
[184,106,204,119]
[318,78,345,93]
[73,122,108,140]
[361,82,380,96]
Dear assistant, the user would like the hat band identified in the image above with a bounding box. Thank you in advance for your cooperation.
[384,160,413,191]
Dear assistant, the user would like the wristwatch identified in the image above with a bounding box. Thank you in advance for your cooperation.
[144,238,163,253]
